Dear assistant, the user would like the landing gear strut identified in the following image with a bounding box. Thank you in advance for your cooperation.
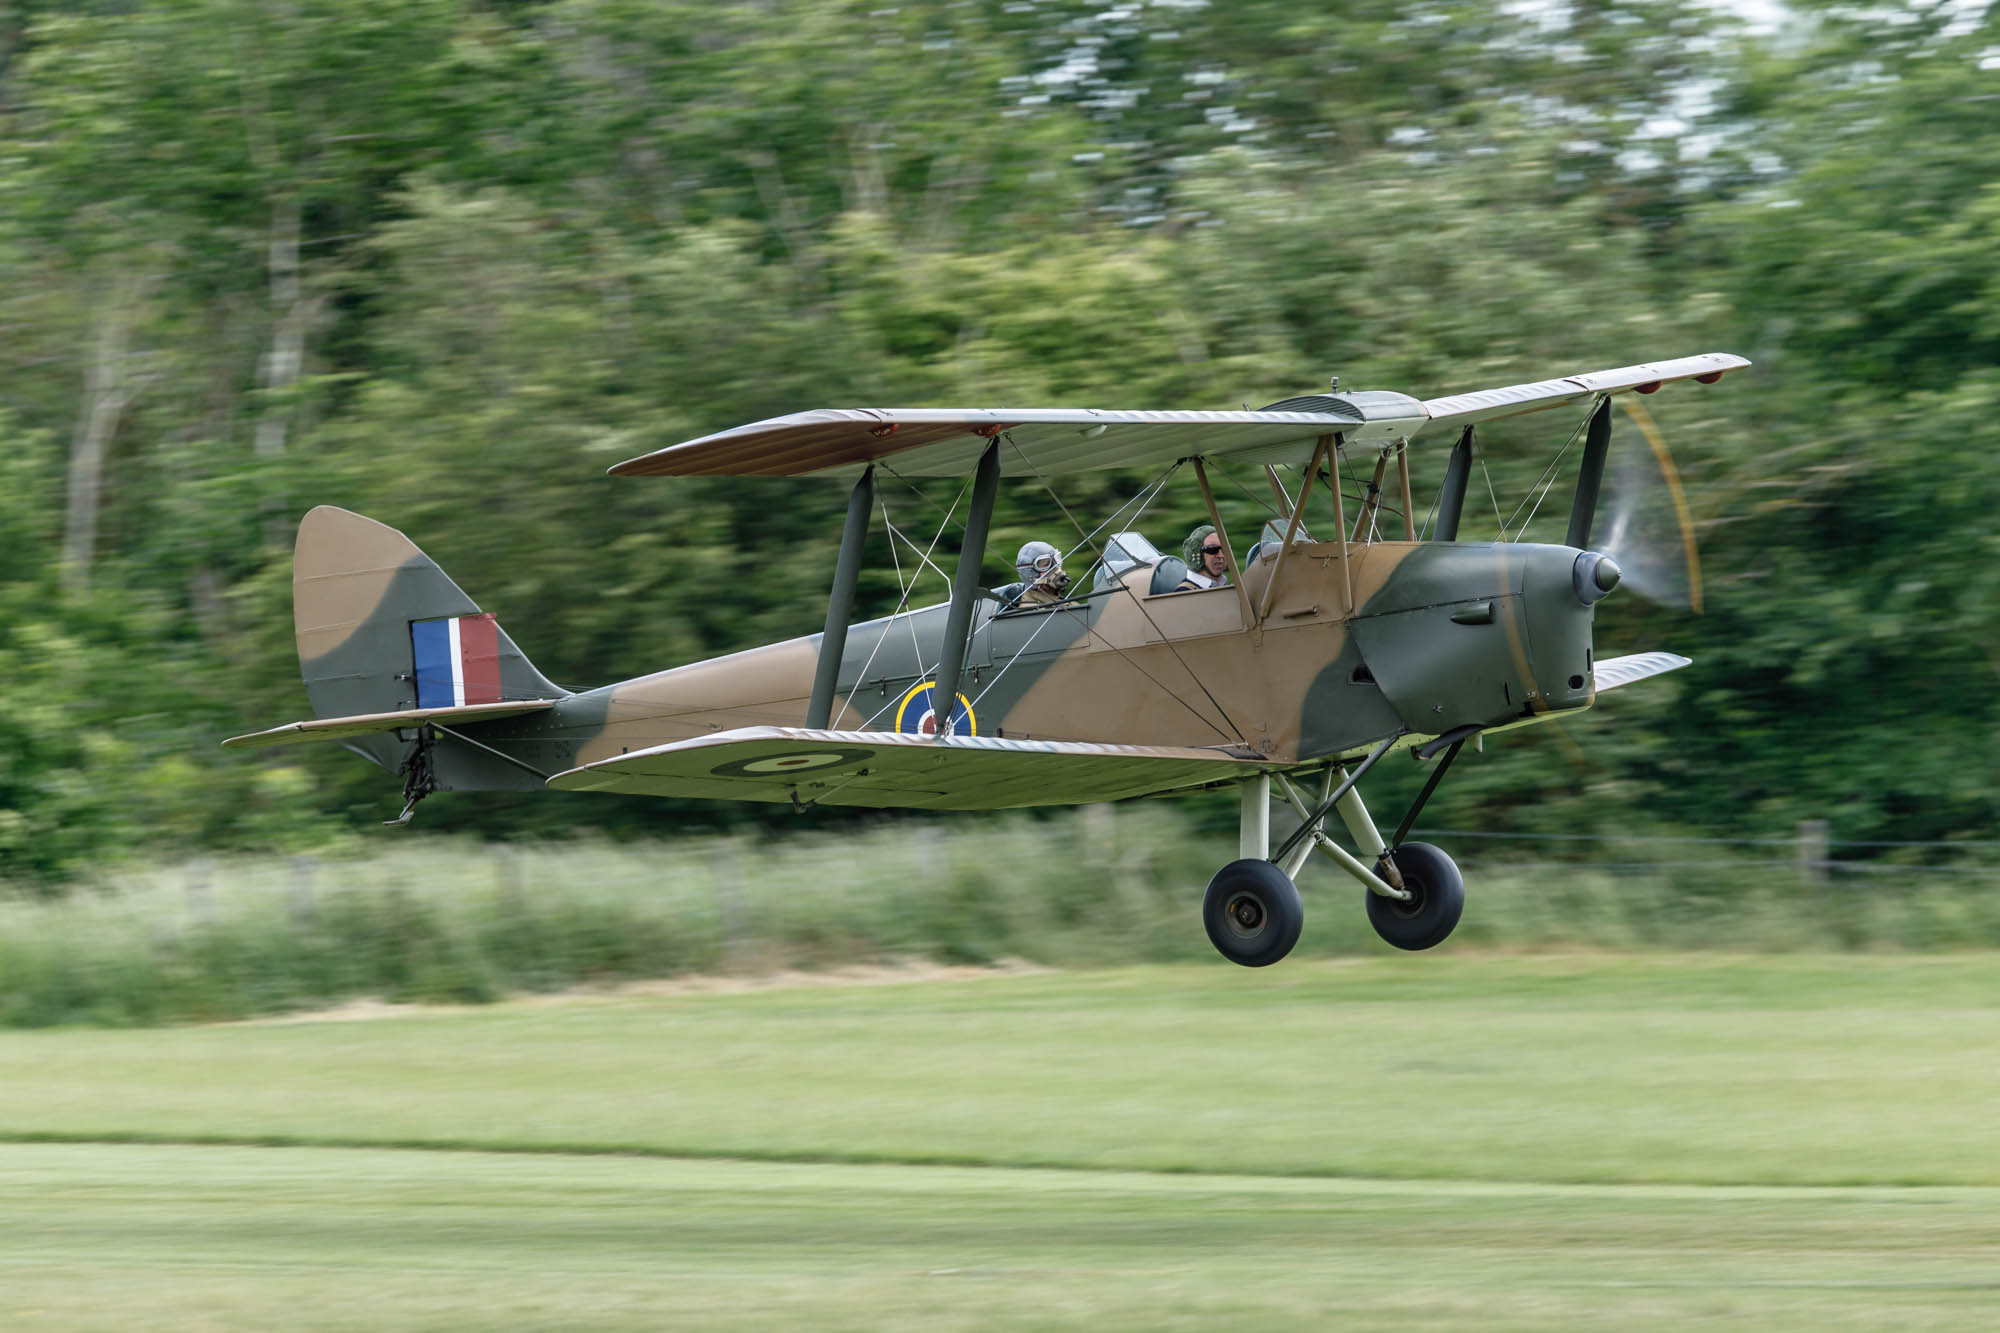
[1202,735,1472,966]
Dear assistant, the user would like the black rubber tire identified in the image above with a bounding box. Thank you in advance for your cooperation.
[1365,842,1464,951]
[1202,859,1304,967]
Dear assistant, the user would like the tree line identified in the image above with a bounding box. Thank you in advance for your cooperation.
[0,0,1994,885]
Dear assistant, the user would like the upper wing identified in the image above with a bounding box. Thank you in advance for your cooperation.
[545,726,1271,809]
[608,352,1746,480]
[223,700,557,750]
[607,397,1427,479]
[1420,353,1748,431]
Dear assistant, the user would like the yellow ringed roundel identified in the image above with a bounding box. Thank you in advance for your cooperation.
[893,680,977,737]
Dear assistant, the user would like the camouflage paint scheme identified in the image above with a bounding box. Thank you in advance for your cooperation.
[251,354,1749,811]
[281,504,1604,807]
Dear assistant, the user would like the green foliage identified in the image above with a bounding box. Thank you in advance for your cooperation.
[0,0,1992,879]
[5,813,1998,1027]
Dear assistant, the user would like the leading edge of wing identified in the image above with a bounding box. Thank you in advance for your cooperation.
[1420,352,1749,430]
[545,726,1272,809]
[608,352,1744,479]
[606,403,1411,479]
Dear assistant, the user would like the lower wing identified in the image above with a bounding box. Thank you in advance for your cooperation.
[546,727,1271,810]
[1593,651,1691,694]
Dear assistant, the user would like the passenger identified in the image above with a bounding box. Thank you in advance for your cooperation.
[1177,524,1230,591]
[1013,540,1073,606]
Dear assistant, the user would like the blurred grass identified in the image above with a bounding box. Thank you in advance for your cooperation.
[3,806,1998,1027]
[5,956,2000,1187]
[8,1142,2000,1331]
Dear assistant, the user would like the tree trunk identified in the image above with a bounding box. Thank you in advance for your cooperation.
[60,278,142,597]
[253,190,317,460]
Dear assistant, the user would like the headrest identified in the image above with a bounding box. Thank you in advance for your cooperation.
[1149,558,1189,594]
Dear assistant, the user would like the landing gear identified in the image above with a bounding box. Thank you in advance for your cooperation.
[1202,859,1304,967]
[1364,842,1464,951]
[1203,736,1473,966]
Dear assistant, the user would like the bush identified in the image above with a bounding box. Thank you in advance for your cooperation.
[2,810,1996,1027]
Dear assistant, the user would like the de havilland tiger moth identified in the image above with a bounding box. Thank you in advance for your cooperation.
[228,352,1748,966]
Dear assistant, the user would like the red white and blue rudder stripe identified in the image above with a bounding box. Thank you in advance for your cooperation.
[411,614,502,708]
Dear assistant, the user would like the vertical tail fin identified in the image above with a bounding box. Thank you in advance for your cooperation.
[293,506,564,770]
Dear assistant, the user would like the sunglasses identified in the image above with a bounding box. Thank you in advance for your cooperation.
[1201,545,1224,556]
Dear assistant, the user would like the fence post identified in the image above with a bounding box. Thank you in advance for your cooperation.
[712,837,746,971]
[494,846,524,920]
[1796,819,1830,890]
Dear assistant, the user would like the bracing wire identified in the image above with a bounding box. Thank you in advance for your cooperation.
[995,448,1243,742]
[882,514,958,591]
[1500,403,1593,541]
[1480,457,1505,538]
[1217,463,1285,522]
[1067,462,1248,744]
[838,448,1251,745]
[1417,469,1443,541]
[878,463,967,535]
[839,487,970,731]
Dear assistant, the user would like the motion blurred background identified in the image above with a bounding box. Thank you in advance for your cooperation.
[1,0,1996,969]
[5,6,2000,1327]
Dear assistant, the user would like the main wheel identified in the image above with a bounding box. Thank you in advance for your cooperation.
[1203,859,1304,967]
[1365,842,1464,951]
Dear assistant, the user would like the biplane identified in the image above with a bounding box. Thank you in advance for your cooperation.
[229,352,1747,965]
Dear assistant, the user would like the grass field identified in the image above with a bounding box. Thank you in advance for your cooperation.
[5,956,2000,1328]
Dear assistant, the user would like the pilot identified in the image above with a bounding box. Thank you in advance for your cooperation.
[1013,540,1073,606]
[1177,524,1230,590]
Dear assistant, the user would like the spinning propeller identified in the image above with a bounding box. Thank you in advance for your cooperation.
[1489,393,1704,755]
[1596,395,1703,613]
[1560,394,1704,613]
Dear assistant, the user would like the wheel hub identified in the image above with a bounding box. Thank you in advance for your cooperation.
[1226,892,1266,935]
[1380,854,1428,919]
[1388,878,1428,919]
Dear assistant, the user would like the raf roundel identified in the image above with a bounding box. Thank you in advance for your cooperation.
[708,747,876,779]
[893,680,976,737]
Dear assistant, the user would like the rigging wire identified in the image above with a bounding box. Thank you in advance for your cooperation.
[877,462,967,534]
[1479,456,1505,538]
[881,514,958,591]
[1416,463,1444,541]
[831,496,917,731]
[1500,404,1592,541]
[1216,462,1285,523]
[844,487,970,731]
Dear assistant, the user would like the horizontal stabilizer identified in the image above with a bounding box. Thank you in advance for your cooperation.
[223,700,557,750]
[1593,651,1692,694]
[546,726,1271,810]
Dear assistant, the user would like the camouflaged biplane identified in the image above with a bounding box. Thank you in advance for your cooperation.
[230,352,1747,965]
